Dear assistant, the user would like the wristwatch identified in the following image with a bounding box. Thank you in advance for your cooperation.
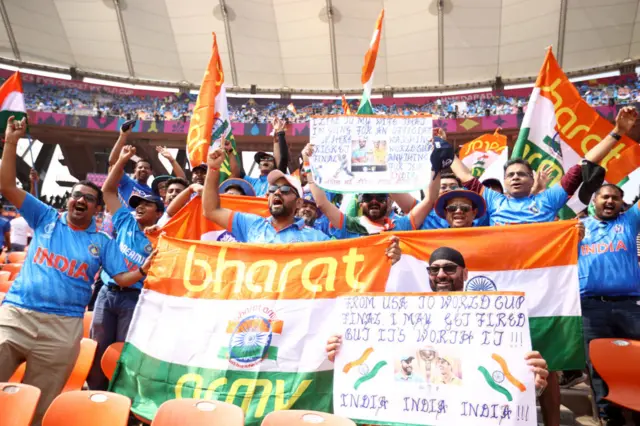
[609,131,622,141]
[139,266,147,276]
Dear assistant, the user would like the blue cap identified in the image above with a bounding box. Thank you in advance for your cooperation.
[128,193,165,212]
[302,191,322,217]
[434,189,486,220]
[219,178,256,197]
[151,175,172,196]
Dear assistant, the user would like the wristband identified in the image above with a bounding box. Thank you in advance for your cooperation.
[138,266,147,276]
[609,131,622,141]
[209,166,220,171]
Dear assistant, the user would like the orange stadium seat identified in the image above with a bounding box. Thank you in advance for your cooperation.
[8,252,26,264]
[62,338,98,392]
[42,391,131,426]
[590,338,640,411]
[0,279,12,294]
[83,311,93,339]
[0,270,9,282]
[261,410,356,426]
[151,399,244,426]
[0,382,41,426]
[10,338,97,392]
[101,342,125,381]
[0,251,7,264]
[2,263,22,280]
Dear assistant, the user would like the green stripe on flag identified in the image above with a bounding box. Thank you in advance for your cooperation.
[217,346,279,361]
[530,316,585,371]
[110,343,333,425]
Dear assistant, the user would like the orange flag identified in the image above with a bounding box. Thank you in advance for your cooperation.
[186,33,224,167]
[459,129,508,178]
[149,195,269,244]
[341,95,352,115]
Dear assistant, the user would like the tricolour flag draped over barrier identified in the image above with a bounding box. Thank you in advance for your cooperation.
[513,48,640,191]
[110,235,394,425]
[111,221,581,423]
[356,9,384,115]
[186,33,241,182]
[0,71,26,133]
[459,129,507,178]
[151,195,268,242]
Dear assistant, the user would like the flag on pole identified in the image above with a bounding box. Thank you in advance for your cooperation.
[0,71,27,133]
[459,129,507,178]
[513,48,640,192]
[287,103,297,115]
[356,9,384,115]
[186,33,240,182]
[341,95,352,115]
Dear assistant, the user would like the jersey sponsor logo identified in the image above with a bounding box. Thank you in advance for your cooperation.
[580,240,628,256]
[33,247,90,281]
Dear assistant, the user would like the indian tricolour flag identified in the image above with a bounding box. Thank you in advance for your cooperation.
[356,9,384,115]
[390,220,584,371]
[110,234,393,425]
[513,48,640,215]
[111,221,582,423]
[0,71,26,132]
[186,32,241,182]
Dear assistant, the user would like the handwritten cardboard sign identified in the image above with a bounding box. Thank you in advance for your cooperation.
[333,292,536,426]
[309,116,433,193]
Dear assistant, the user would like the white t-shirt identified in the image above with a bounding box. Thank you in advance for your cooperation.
[10,216,32,246]
[157,212,171,227]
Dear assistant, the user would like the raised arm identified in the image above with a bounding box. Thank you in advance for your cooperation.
[450,156,474,185]
[390,193,418,213]
[156,146,186,179]
[166,183,202,217]
[272,118,289,173]
[223,139,242,178]
[103,145,136,213]
[108,119,135,167]
[408,173,441,228]
[585,106,638,164]
[202,148,233,228]
[0,117,28,208]
[303,143,343,229]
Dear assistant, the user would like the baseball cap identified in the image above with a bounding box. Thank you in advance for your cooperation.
[219,178,256,197]
[151,175,172,196]
[302,191,322,217]
[192,163,207,173]
[254,152,275,164]
[267,170,303,198]
[401,356,415,363]
[128,193,165,212]
[434,189,486,219]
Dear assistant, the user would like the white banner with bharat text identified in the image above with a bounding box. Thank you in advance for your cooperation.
[309,116,433,193]
[333,292,536,426]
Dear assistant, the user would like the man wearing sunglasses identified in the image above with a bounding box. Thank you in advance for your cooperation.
[0,116,156,425]
[431,189,487,229]
[203,148,329,243]
[87,144,163,391]
[303,143,445,238]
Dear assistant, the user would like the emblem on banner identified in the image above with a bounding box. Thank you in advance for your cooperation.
[220,306,284,368]
[465,276,497,292]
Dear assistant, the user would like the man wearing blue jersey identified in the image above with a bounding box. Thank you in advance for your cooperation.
[108,119,154,208]
[579,184,640,425]
[87,145,163,391]
[0,116,155,425]
[203,148,330,243]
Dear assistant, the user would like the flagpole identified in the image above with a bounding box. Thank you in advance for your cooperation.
[26,134,37,197]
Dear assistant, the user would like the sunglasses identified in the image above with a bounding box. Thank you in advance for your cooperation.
[71,191,98,204]
[445,204,472,213]
[268,184,298,196]
[427,264,459,276]
[362,194,388,203]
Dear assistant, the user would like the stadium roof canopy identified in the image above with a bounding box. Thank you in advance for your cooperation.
[1,0,640,92]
